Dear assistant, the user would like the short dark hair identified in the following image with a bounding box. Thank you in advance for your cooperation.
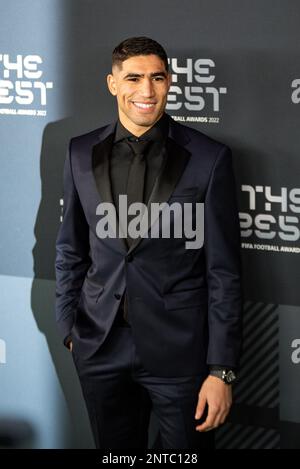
[112,36,169,72]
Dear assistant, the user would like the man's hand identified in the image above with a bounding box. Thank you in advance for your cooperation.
[195,375,232,432]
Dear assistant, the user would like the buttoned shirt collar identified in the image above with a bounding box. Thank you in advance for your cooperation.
[114,112,169,143]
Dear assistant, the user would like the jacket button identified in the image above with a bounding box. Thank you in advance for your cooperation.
[114,293,121,300]
[126,253,133,262]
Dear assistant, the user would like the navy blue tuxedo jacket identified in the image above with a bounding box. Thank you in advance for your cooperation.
[55,114,242,377]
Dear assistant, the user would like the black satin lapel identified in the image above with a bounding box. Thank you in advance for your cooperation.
[92,132,115,206]
[127,136,191,253]
[92,132,127,252]
[147,137,191,207]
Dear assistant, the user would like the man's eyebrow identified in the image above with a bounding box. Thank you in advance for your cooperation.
[123,71,167,79]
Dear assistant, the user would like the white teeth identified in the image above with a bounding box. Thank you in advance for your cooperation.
[133,102,155,109]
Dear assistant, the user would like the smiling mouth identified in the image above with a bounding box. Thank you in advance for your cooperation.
[132,102,156,109]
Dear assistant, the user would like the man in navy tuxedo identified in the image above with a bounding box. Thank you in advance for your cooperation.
[55,36,243,449]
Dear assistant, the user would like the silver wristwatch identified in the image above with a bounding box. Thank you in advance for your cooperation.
[209,369,237,385]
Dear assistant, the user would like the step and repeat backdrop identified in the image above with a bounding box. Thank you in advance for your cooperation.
[0,0,299,449]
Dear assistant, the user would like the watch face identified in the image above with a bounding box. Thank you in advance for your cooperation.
[225,370,236,383]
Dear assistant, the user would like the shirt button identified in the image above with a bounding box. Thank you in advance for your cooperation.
[114,293,121,300]
[126,253,133,262]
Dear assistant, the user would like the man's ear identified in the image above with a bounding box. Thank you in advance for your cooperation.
[107,74,117,96]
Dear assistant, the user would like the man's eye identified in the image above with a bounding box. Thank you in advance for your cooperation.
[154,77,164,81]
[128,78,138,81]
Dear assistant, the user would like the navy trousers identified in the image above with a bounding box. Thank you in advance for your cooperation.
[72,325,214,449]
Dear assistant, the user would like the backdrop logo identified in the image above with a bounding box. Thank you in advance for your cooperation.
[0,54,53,117]
[240,184,300,254]
[291,339,300,364]
[291,79,300,104]
[166,57,227,124]
[0,338,6,364]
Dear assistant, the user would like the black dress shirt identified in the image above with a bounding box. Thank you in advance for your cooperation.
[110,112,169,216]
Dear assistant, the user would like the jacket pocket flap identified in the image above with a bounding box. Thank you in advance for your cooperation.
[171,186,199,197]
[163,287,208,310]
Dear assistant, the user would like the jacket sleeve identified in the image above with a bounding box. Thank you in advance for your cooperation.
[55,140,91,344]
[204,145,243,369]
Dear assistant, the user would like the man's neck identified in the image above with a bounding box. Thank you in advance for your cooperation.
[118,113,164,137]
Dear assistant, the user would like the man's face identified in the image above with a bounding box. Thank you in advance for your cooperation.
[107,54,172,136]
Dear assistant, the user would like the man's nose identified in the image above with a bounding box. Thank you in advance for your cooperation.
[139,78,155,97]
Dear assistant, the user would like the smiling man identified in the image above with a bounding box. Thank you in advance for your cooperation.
[55,36,243,449]
[107,53,171,134]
